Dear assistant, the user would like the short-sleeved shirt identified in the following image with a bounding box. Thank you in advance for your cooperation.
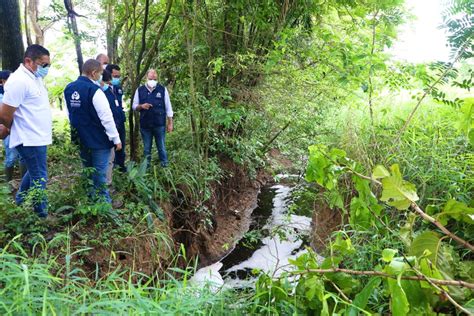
[3,64,52,148]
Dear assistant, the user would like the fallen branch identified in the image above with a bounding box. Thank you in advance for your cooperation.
[288,268,474,289]
[411,203,474,252]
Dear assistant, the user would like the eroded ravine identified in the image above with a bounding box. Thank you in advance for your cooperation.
[191,184,322,288]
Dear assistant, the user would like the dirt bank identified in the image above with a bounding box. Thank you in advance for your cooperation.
[173,158,272,267]
[310,200,343,252]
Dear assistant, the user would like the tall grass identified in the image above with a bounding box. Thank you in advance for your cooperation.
[0,235,249,315]
[322,96,473,206]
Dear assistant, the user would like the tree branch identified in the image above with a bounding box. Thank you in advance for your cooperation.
[411,202,474,252]
[135,0,150,76]
[289,268,474,289]
[139,0,174,81]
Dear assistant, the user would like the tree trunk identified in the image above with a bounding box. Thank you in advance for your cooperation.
[64,0,83,74]
[23,0,33,46]
[0,0,25,71]
[28,0,44,45]
[106,1,115,63]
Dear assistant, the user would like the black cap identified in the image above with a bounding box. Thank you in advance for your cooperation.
[0,70,12,80]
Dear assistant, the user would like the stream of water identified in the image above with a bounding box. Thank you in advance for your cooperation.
[191,184,320,289]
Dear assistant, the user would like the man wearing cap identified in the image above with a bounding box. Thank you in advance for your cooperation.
[0,44,52,218]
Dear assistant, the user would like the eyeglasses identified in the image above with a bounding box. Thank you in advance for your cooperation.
[35,62,50,68]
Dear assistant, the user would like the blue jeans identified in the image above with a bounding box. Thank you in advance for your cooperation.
[4,136,20,168]
[140,126,168,167]
[80,146,112,203]
[15,145,48,217]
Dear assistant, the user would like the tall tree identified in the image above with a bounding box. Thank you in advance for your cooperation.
[27,0,45,45]
[120,0,173,160]
[23,0,33,46]
[64,0,84,74]
[0,0,25,71]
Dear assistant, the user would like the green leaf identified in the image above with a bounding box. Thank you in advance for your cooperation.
[380,164,419,210]
[332,233,355,255]
[388,278,410,316]
[399,213,417,247]
[349,197,372,230]
[435,199,474,225]
[326,272,359,295]
[382,249,398,262]
[372,165,390,179]
[346,277,381,316]
[408,231,441,263]
[463,299,474,314]
[419,258,445,290]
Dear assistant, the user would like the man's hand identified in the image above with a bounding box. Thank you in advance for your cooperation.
[115,143,122,151]
[167,121,173,133]
[140,103,152,110]
[0,124,10,139]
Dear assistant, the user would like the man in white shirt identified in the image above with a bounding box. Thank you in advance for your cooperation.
[64,59,121,204]
[0,44,52,218]
[132,69,173,167]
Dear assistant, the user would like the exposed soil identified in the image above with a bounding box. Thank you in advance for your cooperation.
[310,200,343,252]
[80,213,175,278]
[174,158,272,267]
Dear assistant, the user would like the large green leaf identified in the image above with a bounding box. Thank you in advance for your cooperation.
[463,299,474,314]
[372,165,390,179]
[380,164,419,210]
[408,231,441,263]
[435,199,474,226]
[345,277,381,316]
[388,278,410,316]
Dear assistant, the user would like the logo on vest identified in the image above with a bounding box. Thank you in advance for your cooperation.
[70,91,81,107]
[118,89,123,95]
[156,92,162,98]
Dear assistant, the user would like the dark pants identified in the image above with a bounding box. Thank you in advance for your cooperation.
[114,123,126,172]
[15,145,48,217]
[80,145,112,203]
[140,126,168,167]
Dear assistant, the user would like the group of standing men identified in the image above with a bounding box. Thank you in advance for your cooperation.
[0,45,174,219]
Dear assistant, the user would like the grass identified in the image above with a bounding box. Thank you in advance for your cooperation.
[315,94,473,207]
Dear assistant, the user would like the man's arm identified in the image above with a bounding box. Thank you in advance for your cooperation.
[0,103,17,139]
[164,88,173,132]
[132,89,151,111]
[92,90,122,150]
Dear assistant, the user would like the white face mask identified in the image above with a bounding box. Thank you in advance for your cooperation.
[147,80,157,88]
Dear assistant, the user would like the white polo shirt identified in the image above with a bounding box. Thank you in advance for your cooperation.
[3,64,52,148]
[132,85,173,117]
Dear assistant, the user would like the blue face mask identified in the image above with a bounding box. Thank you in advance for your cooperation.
[102,83,110,91]
[111,78,121,86]
[34,65,50,78]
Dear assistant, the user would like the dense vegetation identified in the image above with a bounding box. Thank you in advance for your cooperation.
[0,0,473,314]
